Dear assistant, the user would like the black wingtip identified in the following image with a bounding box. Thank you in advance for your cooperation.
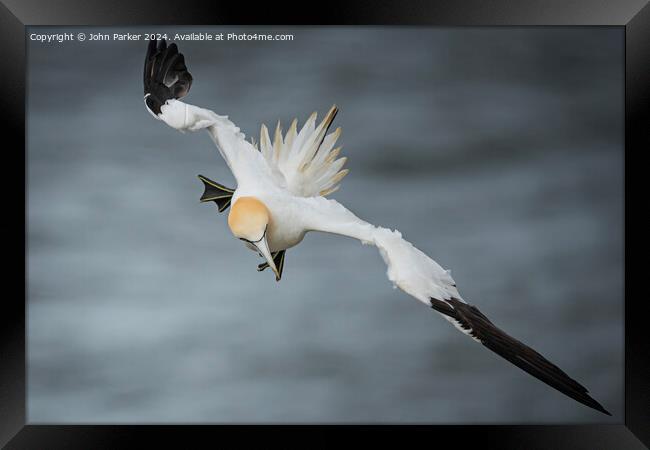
[143,38,193,115]
[146,37,157,57]
[430,297,612,416]
[599,405,613,416]
[584,397,611,416]
[572,391,611,416]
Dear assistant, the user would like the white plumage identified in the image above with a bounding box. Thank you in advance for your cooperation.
[257,105,348,197]
[155,99,459,304]
[142,38,611,416]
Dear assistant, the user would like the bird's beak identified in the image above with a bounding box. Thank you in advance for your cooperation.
[254,235,280,281]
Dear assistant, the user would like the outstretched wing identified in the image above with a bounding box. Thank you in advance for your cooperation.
[142,40,284,190]
[299,195,611,416]
[257,105,349,197]
[144,38,193,116]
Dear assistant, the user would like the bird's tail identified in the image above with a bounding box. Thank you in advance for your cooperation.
[257,105,349,197]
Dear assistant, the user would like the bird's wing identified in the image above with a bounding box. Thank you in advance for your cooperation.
[299,195,611,416]
[256,105,349,197]
[143,38,193,116]
[143,39,284,189]
[143,39,341,193]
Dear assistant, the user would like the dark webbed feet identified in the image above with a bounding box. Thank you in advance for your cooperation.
[257,250,286,281]
[197,174,235,213]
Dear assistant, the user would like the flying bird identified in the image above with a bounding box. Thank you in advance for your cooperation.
[143,38,611,416]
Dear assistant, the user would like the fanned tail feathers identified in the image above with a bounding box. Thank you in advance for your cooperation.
[257,105,348,197]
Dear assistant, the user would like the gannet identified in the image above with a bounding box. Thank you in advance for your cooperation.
[143,38,611,416]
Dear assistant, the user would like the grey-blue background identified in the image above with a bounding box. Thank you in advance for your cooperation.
[27,27,624,423]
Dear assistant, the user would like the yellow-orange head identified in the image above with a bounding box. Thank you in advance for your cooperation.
[227,196,270,242]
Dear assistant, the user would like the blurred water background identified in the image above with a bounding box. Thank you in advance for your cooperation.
[27,27,623,423]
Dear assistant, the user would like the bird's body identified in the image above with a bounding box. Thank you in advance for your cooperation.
[234,191,307,253]
[143,38,611,416]
[180,100,462,301]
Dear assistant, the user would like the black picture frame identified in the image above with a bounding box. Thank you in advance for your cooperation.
[1,1,644,448]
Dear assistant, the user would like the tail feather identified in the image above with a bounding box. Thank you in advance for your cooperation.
[297,105,338,172]
[259,105,348,197]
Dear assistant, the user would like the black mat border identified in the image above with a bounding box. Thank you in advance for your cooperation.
[1,1,645,448]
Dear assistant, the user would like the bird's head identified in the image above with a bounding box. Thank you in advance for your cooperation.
[228,197,279,280]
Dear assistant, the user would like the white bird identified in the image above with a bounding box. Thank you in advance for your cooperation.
[143,39,610,416]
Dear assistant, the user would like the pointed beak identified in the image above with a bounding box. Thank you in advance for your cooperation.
[254,235,280,281]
